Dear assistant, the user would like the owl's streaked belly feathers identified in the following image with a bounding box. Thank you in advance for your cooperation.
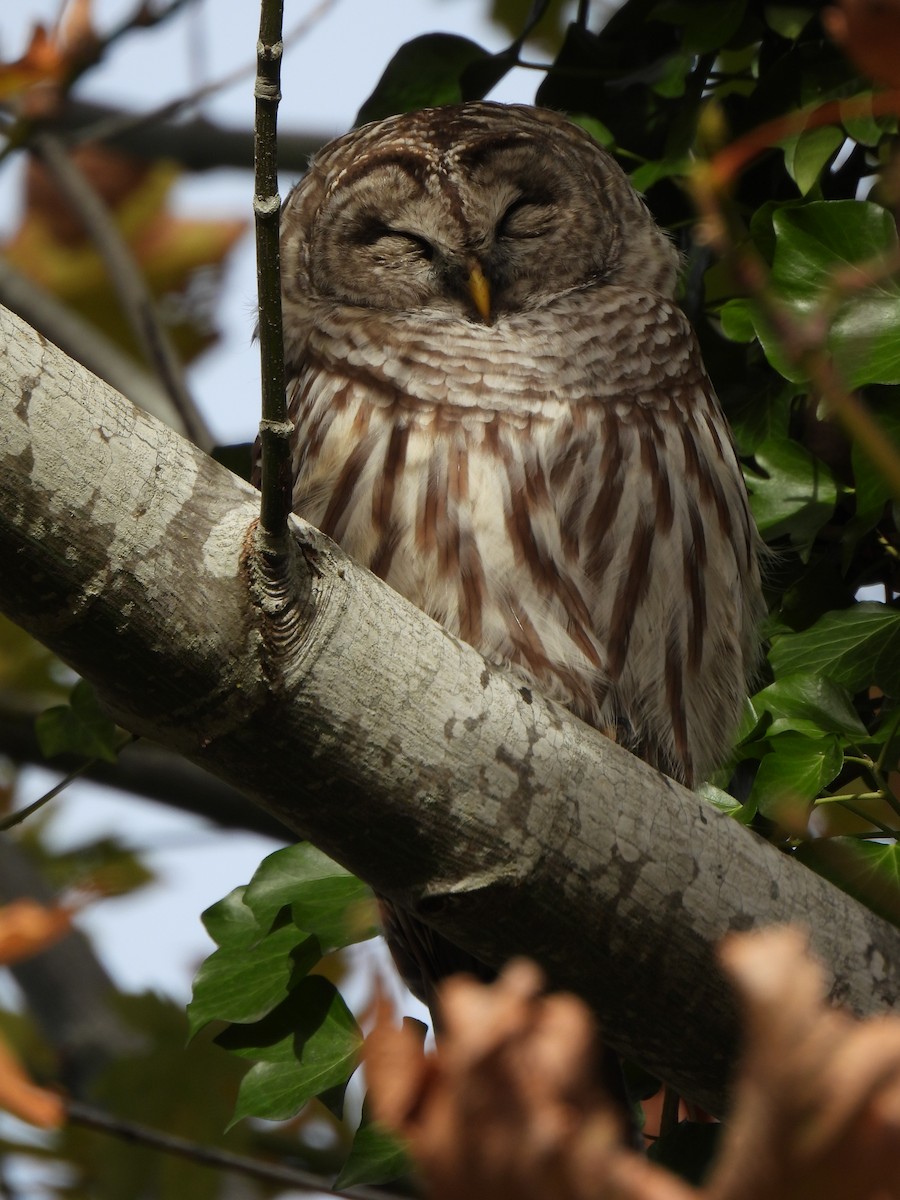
[287,287,762,786]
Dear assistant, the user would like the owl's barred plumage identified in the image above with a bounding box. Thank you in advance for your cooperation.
[275,102,764,1007]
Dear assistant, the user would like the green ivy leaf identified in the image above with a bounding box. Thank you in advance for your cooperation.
[751,674,867,737]
[37,835,154,898]
[850,390,900,533]
[629,155,691,192]
[35,680,120,762]
[763,6,819,38]
[696,781,742,816]
[745,432,837,555]
[781,125,844,196]
[221,977,363,1124]
[839,93,897,147]
[187,925,320,1037]
[652,0,746,54]
[718,298,757,343]
[569,113,615,148]
[795,839,900,927]
[751,732,843,818]
[336,1115,412,1188]
[768,603,900,696]
[200,887,260,951]
[356,34,494,125]
[243,843,378,950]
[756,202,900,388]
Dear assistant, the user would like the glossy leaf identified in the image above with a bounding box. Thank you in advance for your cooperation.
[745,433,837,555]
[768,603,900,696]
[199,887,260,951]
[356,34,494,126]
[35,679,120,762]
[653,0,746,54]
[752,202,900,388]
[751,732,843,819]
[697,781,743,816]
[187,924,320,1037]
[243,843,377,950]
[718,298,757,343]
[796,840,900,928]
[781,125,843,196]
[751,674,867,737]
[336,1114,411,1188]
[850,391,900,532]
[221,977,362,1123]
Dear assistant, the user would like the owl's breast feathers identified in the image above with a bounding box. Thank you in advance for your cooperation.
[286,286,763,785]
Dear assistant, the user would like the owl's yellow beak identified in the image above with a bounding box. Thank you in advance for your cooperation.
[467,262,491,323]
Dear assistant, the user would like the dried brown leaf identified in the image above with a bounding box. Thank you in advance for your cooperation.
[1,144,248,363]
[707,927,900,1200]
[0,899,72,965]
[0,1035,64,1129]
[366,960,690,1200]
[0,26,67,105]
[369,934,900,1200]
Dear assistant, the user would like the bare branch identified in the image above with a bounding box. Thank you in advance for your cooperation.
[254,0,292,546]
[66,1098,405,1200]
[0,712,291,840]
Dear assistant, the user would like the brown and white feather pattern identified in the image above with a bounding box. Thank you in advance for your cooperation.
[274,102,763,1003]
[287,291,758,785]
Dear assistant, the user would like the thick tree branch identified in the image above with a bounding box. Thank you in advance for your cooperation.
[1,304,899,1115]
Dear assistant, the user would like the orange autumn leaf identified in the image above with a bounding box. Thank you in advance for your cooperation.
[2,143,248,363]
[0,27,64,100]
[55,0,97,62]
[365,960,688,1200]
[368,933,900,1200]
[0,899,72,965]
[0,1,100,115]
[707,927,900,1200]
[0,1036,64,1129]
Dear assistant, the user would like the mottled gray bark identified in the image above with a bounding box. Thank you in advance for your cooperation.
[1,304,898,1114]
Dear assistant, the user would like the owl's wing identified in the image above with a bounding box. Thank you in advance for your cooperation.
[544,292,762,784]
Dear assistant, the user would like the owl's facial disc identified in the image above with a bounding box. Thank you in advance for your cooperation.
[306,137,620,318]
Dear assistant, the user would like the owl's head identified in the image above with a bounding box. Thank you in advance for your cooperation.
[281,103,679,323]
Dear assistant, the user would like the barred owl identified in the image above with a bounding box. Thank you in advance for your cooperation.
[277,102,764,1005]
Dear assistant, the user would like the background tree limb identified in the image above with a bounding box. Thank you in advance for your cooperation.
[39,99,333,174]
